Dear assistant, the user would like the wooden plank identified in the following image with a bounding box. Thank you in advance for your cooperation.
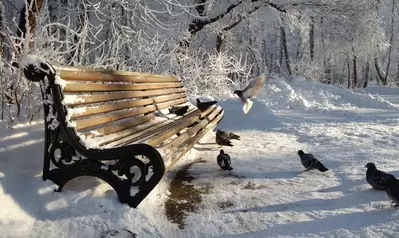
[106,108,206,147]
[64,82,183,93]
[98,118,172,146]
[74,98,188,131]
[83,114,155,137]
[164,112,224,172]
[147,105,219,147]
[100,119,175,147]
[70,93,187,119]
[160,106,222,154]
[59,70,180,83]
[64,88,186,106]
[54,65,180,82]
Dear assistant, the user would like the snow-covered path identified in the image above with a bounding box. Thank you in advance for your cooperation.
[1,78,399,237]
[179,81,399,237]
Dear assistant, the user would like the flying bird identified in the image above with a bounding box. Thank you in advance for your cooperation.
[217,150,233,171]
[168,105,189,116]
[216,130,233,147]
[297,150,329,172]
[365,162,393,190]
[196,98,217,111]
[216,129,240,141]
[384,175,399,207]
[234,74,265,114]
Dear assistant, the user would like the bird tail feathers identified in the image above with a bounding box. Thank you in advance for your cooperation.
[243,99,253,114]
[317,163,329,172]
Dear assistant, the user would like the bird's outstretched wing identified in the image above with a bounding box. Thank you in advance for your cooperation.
[242,74,265,99]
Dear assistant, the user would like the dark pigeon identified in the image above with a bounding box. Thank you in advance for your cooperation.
[233,74,265,114]
[385,175,399,206]
[217,150,233,171]
[168,105,189,116]
[297,150,329,172]
[216,129,240,141]
[196,98,217,111]
[216,130,233,147]
[365,162,393,190]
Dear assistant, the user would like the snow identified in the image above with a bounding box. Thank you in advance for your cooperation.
[20,54,54,75]
[2,79,399,237]
[54,75,68,89]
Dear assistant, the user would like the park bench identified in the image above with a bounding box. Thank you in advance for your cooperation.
[22,56,224,208]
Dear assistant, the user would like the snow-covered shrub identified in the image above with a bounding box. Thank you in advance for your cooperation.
[172,49,251,97]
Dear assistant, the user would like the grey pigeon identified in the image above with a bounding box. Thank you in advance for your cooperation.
[233,74,265,114]
[196,98,217,111]
[216,130,233,147]
[216,129,240,141]
[169,105,189,116]
[365,162,393,190]
[297,150,329,172]
[384,175,399,206]
[217,150,233,171]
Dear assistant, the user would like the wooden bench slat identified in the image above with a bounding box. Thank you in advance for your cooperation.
[105,106,215,148]
[147,105,218,147]
[82,114,156,137]
[130,106,217,146]
[64,88,186,106]
[160,106,222,154]
[56,67,180,83]
[101,119,176,147]
[164,112,224,172]
[60,70,179,83]
[74,98,188,131]
[64,82,183,92]
[70,93,187,119]
[97,117,172,146]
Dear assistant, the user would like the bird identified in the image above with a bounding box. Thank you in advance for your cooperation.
[196,98,217,111]
[216,129,240,141]
[233,74,265,114]
[216,130,233,147]
[217,150,233,171]
[365,162,393,190]
[384,175,399,207]
[168,105,189,116]
[297,150,329,172]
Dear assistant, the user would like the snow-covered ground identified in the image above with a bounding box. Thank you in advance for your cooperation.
[2,77,399,237]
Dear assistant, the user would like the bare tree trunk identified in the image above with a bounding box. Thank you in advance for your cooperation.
[352,55,358,88]
[262,39,268,71]
[375,58,388,85]
[0,2,4,120]
[216,33,223,53]
[396,55,399,86]
[309,16,314,62]
[280,15,291,75]
[383,0,395,85]
[270,53,274,72]
[279,27,283,73]
[347,58,351,89]
[16,0,45,53]
[362,62,370,88]
[321,17,325,67]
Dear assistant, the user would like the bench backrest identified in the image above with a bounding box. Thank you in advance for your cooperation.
[55,66,188,143]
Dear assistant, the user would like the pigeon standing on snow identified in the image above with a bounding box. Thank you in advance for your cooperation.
[216,130,233,147]
[196,98,217,111]
[233,74,265,114]
[168,105,189,116]
[365,162,393,190]
[216,129,240,141]
[384,175,399,206]
[217,150,233,171]
[297,150,329,172]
